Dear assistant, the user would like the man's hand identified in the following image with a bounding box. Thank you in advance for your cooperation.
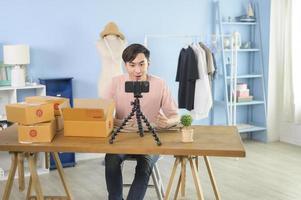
[155,113,180,129]
[114,118,147,132]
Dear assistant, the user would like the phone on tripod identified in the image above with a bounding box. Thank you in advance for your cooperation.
[125,81,149,96]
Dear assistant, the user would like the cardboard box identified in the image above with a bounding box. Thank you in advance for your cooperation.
[62,99,114,137]
[56,115,64,131]
[6,102,54,125]
[25,96,70,116]
[18,120,56,143]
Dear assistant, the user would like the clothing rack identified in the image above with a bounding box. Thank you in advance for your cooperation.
[144,34,206,47]
[143,33,214,122]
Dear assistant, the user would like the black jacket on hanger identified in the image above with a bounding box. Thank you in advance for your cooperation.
[176,46,199,111]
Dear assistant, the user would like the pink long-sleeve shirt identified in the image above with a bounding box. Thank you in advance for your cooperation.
[103,74,178,122]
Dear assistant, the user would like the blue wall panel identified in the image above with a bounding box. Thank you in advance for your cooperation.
[0,0,270,125]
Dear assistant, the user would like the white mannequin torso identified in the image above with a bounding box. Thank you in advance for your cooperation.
[96,35,127,97]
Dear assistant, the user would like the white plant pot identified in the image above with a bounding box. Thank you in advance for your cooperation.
[181,128,194,143]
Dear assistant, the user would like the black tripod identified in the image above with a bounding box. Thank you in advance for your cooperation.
[109,94,162,146]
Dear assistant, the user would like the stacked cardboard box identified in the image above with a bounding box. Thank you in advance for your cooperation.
[5,96,70,143]
[25,96,70,131]
[6,102,55,143]
[236,83,253,102]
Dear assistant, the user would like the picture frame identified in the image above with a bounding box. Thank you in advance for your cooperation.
[0,62,11,86]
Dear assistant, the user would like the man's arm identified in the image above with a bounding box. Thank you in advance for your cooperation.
[155,113,180,129]
[155,80,180,129]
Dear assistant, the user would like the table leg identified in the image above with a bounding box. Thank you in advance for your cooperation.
[2,152,18,200]
[165,155,220,200]
[51,152,72,199]
[26,176,32,200]
[45,152,49,169]
[173,173,182,200]
[17,152,25,191]
[188,156,204,200]
[164,157,180,200]
[28,153,44,200]
[180,157,186,197]
[195,156,199,171]
[204,156,221,200]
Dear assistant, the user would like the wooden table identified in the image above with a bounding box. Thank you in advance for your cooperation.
[0,125,245,200]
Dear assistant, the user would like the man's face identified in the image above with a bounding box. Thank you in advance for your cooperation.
[125,53,149,81]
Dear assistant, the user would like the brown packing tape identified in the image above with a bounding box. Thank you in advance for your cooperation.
[57,100,70,116]
[62,108,104,121]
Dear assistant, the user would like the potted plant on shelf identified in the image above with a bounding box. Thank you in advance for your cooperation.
[180,114,194,142]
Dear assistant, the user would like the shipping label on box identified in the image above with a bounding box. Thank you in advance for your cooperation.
[18,120,56,143]
[6,102,54,125]
[25,96,70,116]
[62,99,114,137]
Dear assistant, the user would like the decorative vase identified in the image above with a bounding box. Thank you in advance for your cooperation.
[181,128,194,143]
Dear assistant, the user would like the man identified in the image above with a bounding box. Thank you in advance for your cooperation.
[104,43,179,200]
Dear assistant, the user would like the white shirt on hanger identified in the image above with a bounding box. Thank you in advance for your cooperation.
[190,43,213,120]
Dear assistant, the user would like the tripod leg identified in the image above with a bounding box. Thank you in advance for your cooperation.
[133,97,144,137]
[109,109,135,144]
[136,111,144,137]
[140,112,162,146]
[136,108,144,137]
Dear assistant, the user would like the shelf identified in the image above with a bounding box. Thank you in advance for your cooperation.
[215,100,265,106]
[224,49,260,52]
[222,22,257,25]
[229,100,265,106]
[0,84,45,91]
[237,123,266,133]
[226,74,262,79]
[214,0,267,141]
[16,84,46,90]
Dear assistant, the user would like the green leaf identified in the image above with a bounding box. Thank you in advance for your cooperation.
[180,114,193,127]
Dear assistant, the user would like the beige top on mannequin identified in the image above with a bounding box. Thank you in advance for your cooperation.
[96,22,127,98]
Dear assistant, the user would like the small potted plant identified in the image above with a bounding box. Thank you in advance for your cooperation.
[180,114,194,142]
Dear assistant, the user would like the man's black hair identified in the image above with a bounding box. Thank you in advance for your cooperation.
[122,43,150,63]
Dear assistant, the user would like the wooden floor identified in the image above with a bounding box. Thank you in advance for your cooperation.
[1,140,301,200]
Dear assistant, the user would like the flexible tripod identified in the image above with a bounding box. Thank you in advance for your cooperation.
[109,94,162,146]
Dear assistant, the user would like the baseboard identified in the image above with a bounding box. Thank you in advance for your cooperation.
[280,136,301,146]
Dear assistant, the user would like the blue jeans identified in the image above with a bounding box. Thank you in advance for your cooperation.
[105,154,159,200]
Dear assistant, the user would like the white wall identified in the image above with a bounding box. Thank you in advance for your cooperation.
[280,123,301,146]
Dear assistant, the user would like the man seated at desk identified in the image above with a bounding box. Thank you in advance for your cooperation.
[103,43,179,200]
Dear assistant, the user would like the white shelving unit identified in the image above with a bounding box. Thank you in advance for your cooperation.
[0,84,48,181]
[0,84,46,120]
[212,0,267,140]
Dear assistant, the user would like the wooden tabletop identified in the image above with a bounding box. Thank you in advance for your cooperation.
[0,125,245,157]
